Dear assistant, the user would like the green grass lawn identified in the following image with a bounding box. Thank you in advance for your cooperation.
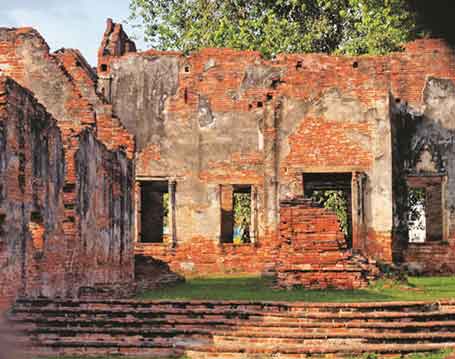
[135,275,455,302]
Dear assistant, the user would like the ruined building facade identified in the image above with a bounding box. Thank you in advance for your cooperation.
[97,20,455,276]
[2,19,455,304]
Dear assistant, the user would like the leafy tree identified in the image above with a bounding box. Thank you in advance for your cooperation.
[311,190,349,237]
[407,188,425,227]
[129,0,417,57]
[233,192,251,244]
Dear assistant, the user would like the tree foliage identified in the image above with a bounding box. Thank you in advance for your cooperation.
[311,190,349,237]
[407,187,426,237]
[129,0,417,57]
[233,192,251,244]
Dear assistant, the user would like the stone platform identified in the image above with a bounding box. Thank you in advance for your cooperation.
[4,298,455,358]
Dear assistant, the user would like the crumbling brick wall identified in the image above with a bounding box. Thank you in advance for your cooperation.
[390,40,455,273]
[74,130,134,288]
[99,18,455,276]
[99,19,394,276]
[3,17,455,290]
[0,26,135,307]
[0,76,65,309]
[277,197,377,289]
[0,76,134,310]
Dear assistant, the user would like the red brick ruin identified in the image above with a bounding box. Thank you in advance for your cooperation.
[2,19,455,308]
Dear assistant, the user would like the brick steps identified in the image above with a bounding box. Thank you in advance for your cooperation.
[22,347,181,358]
[186,342,455,357]
[202,342,455,353]
[7,299,455,358]
[13,298,446,309]
[14,320,455,336]
[15,320,455,337]
[18,326,455,341]
[11,309,455,324]
[18,340,455,356]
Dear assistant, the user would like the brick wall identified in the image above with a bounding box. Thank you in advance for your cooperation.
[277,197,377,289]
[103,27,455,274]
[102,18,396,273]
[0,26,135,307]
[3,18,455,290]
[0,77,65,310]
[390,40,455,272]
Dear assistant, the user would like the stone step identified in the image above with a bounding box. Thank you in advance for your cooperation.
[22,339,455,354]
[211,333,455,347]
[23,326,213,337]
[214,331,455,341]
[189,342,455,355]
[30,334,211,348]
[13,298,450,313]
[8,299,455,358]
[22,346,181,358]
[26,338,204,349]
[10,307,455,323]
[21,326,455,343]
[11,315,455,333]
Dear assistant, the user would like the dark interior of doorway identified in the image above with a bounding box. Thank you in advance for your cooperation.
[140,181,169,243]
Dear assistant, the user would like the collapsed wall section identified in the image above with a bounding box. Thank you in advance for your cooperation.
[0,76,65,310]
[277,197,378,289]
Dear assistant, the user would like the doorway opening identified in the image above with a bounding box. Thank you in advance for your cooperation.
[303,173,353,248]
[220,184,252,244]
[139,181,169,243]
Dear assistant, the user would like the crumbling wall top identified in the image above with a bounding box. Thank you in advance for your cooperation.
[97,18,136,74]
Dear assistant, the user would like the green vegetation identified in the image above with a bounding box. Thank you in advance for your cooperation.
[311,189,350,237]
[136,275,455,302]
[128,0,417,57]
[233,190,251,244]
[351,350,452,359]
[405,350,452,359]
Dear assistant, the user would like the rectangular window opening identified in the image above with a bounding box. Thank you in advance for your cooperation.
[303,173,353,248]
[407,176,443,243]
[407,187,426,243]
[139,180,169,243]
[221,184,252,244]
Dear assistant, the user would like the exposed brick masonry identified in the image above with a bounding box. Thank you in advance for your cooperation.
[98,19,455,278]
[0,26,135,309]
[277,197,378,289]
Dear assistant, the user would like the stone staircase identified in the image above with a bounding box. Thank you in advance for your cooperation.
[5,299,455,358]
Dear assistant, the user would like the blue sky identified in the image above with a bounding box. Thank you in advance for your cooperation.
[0,0,147,65]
